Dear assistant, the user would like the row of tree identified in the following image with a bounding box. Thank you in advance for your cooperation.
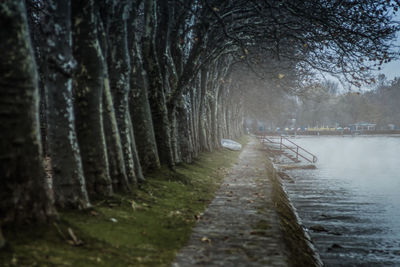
[1,0,399,225]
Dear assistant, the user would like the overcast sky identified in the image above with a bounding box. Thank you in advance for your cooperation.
[379,57,400,80]
[380,15,400,80]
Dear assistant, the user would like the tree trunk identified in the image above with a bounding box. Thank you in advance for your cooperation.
[220,86,229,138]
[103,80,131,192]
[25,0,48,157]
[43,0,90,209]
[190,84,200,157]
[177,96,194,163]
[95,4,131,193]
[129,43,160,172]
[198,68,209,151]
[205,102,213,151]
[191,90,197,153]
[168,105,181,163]
[217,85,225,142]
[0,0,56,223]
[210,97,219,148]
[107,0,139,184]
[128,3,160,172]
[72,0,112,198]
[127,111,145,182]
[142,0,174,167]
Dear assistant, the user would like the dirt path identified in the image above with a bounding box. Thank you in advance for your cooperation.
[173,137,289,266]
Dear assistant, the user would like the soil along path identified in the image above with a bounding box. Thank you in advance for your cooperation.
[173,137,290,266]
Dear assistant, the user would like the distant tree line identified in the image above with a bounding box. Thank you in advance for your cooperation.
[0,0,399,225]
[296,76,400,129]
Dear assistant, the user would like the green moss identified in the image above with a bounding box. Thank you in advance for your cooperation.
[0,137,248,267]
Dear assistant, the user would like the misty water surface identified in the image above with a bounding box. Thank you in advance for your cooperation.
[284,136,400,266]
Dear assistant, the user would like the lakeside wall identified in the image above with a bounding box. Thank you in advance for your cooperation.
[263,148,323,267]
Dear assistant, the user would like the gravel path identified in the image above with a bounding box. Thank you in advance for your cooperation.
[173,137,289,266]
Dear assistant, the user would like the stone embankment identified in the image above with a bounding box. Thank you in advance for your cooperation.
[173,137,322,266]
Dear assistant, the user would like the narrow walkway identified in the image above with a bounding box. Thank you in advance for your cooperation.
[173,138,289,266]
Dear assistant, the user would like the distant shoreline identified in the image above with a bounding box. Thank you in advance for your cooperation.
[260,130,400,136]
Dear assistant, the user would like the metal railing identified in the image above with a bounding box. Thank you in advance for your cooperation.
[279,136,317,163]
[260,134,317,163]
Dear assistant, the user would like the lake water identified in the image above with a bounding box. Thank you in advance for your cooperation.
[282,136,400,266]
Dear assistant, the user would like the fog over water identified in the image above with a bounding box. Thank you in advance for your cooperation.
[283,136,400,266]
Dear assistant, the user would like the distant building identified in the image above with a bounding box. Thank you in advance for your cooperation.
[306,126,336,131]
[349,122,376,131]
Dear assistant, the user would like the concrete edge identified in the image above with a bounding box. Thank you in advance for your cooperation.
[263,151,324,267]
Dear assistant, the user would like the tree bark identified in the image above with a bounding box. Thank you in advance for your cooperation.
[127,111,145,182]
[128,2,160,172]
[177,95,194,163]
[25,0,48,157]
[0,0,56,224]
[43,0,90,209]
[168,105,181,163]
[103,80,131,192]
[95,4,131,193]
[190,79,201,157]
[217,85,225,142]
[142,0,174,167]
[198,68,209,151]
[107,0,139,184]
[129,42,160,172]
[72,0,112,198]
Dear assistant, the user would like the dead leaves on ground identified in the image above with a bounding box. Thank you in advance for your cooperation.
[201,236,211,244]
[53,223,83,246]
[67,228,83,246]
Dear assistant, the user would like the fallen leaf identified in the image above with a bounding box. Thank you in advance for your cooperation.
[90,210,99,216]
[131,200,138,211]
[201,236,211,243]
[67,228,83,246]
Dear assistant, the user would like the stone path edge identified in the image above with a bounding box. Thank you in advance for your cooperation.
[264,148,323,267]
